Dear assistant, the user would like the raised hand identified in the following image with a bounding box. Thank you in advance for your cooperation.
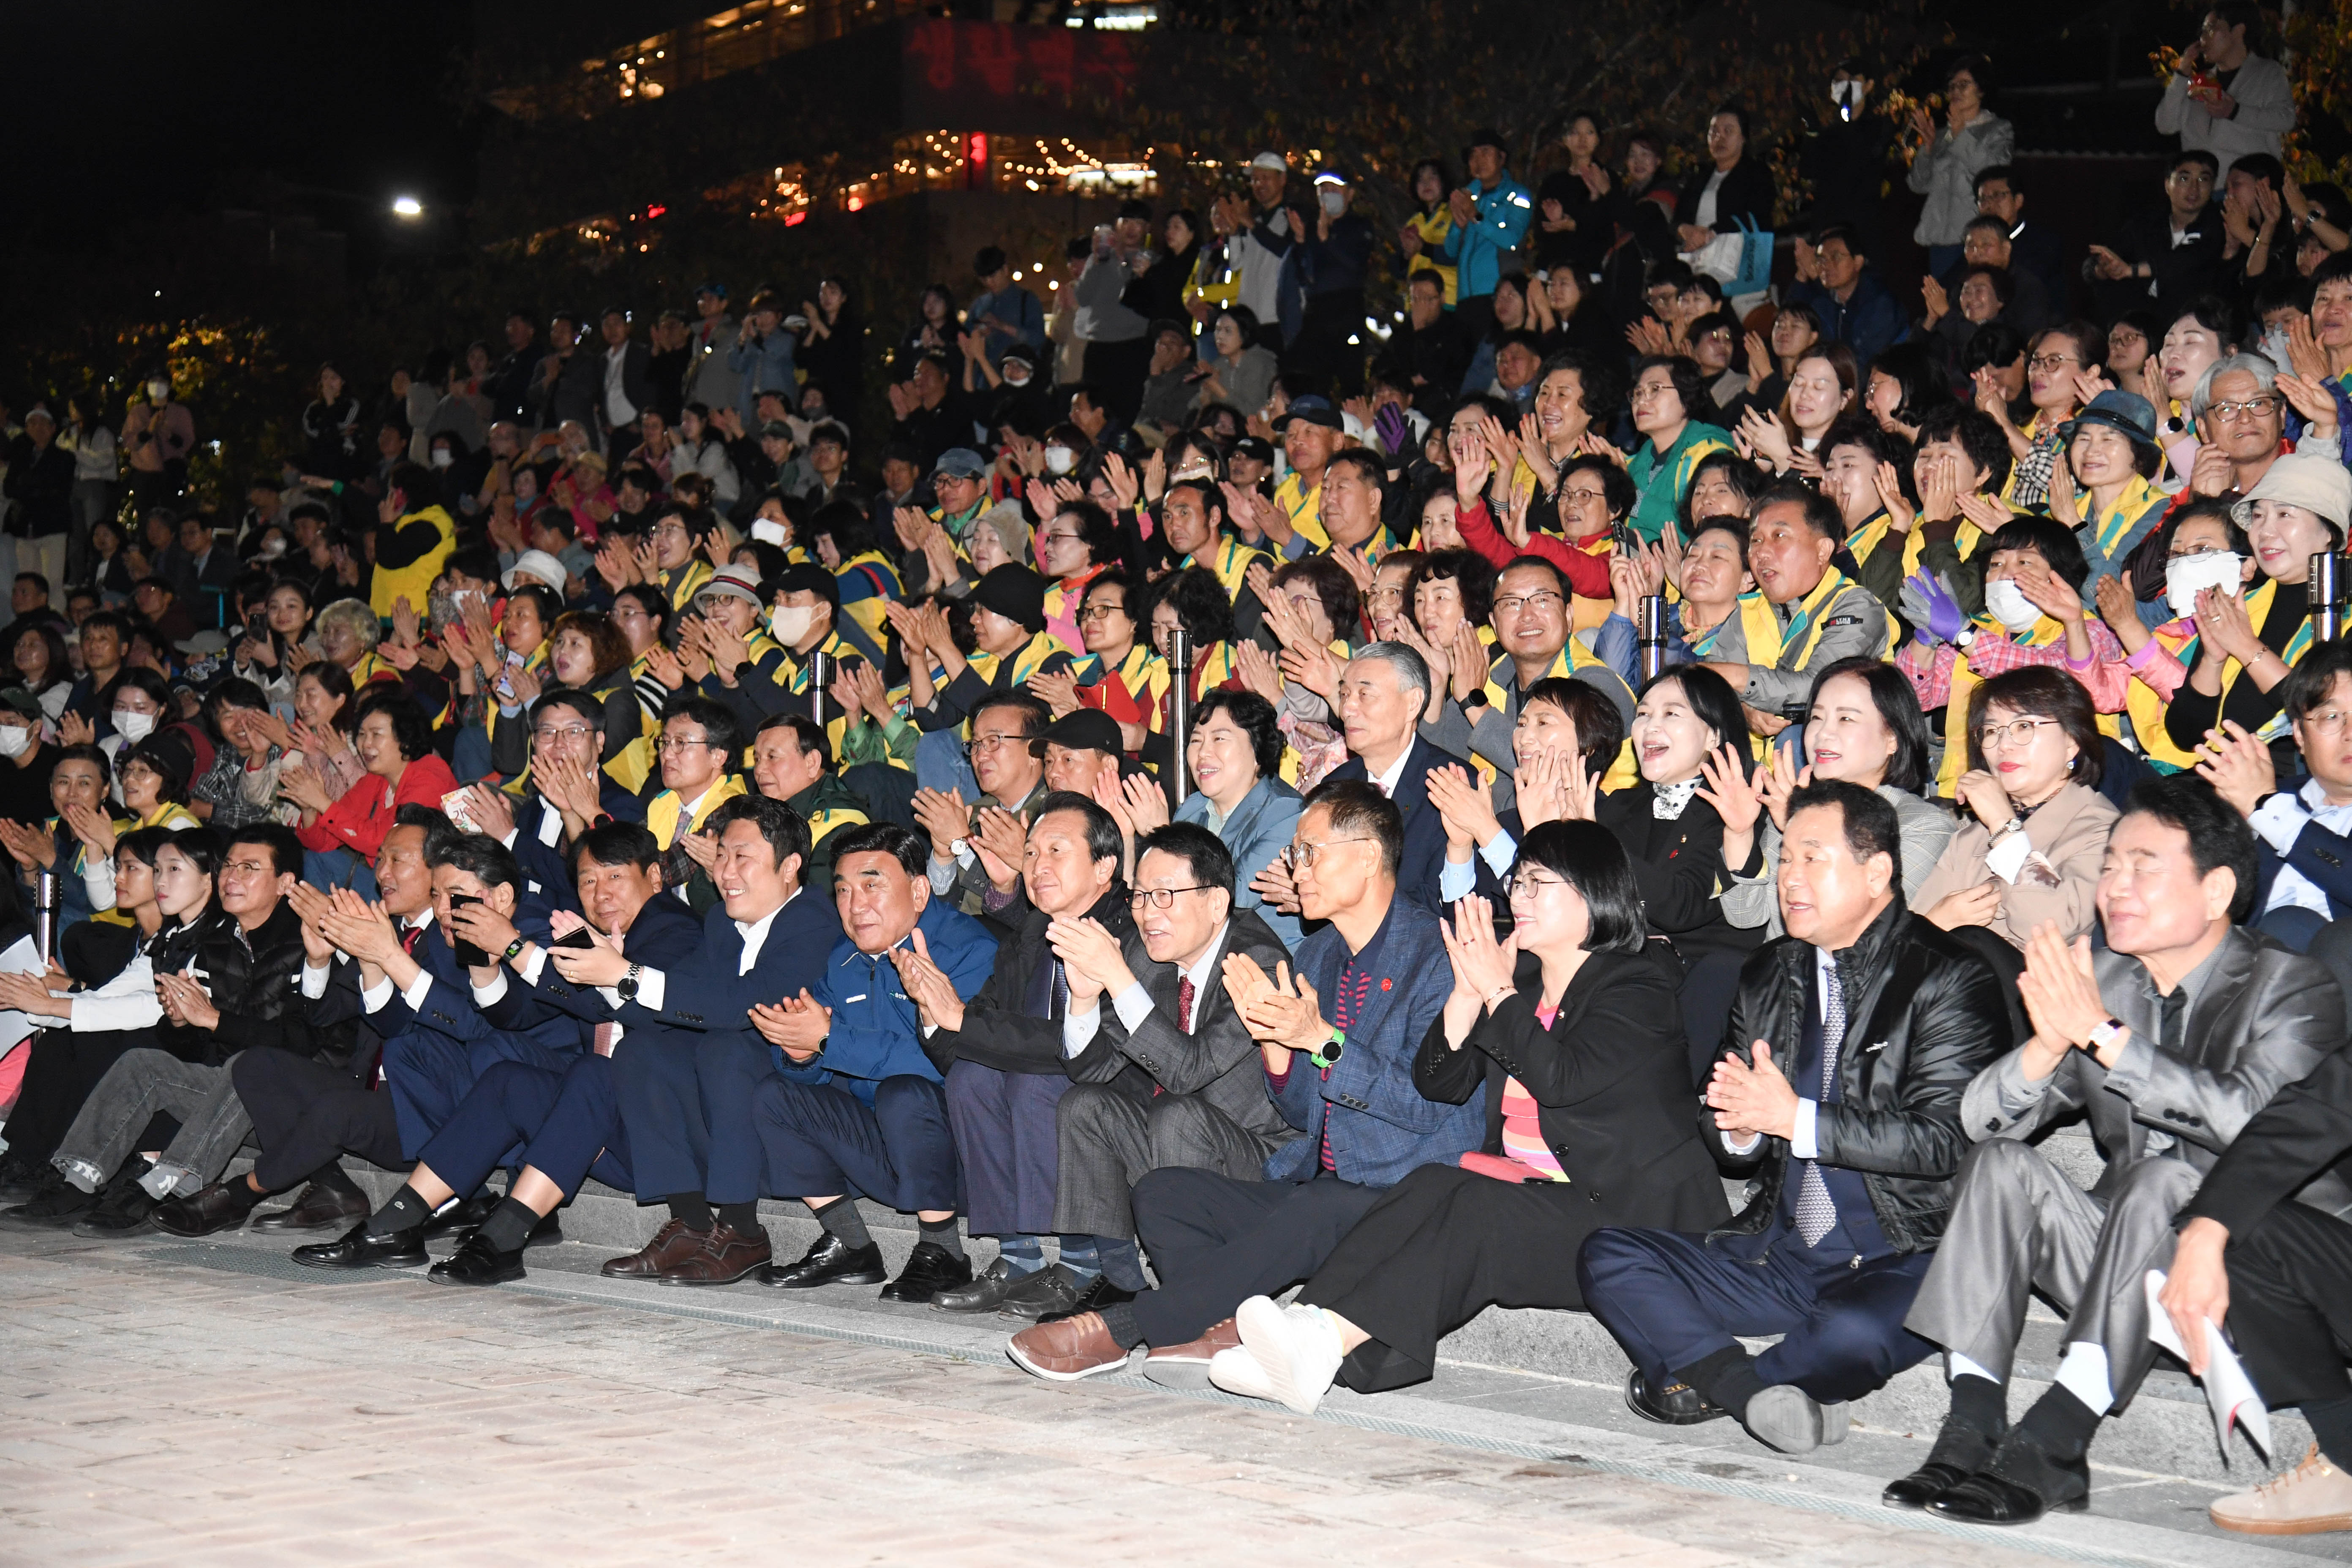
[1424,763,1503,857]
[890,927,966,1033]
[1120,771,1171,834]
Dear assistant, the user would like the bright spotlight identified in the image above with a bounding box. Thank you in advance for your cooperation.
[391,196,424,219]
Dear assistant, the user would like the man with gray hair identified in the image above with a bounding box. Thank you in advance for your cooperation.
[2189,352,2290,500]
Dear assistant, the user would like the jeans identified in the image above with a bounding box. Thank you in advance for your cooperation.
[53,1048,251,1198]
[912,726,979,801]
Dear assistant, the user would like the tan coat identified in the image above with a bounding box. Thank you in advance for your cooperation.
[1912,780,2116,950]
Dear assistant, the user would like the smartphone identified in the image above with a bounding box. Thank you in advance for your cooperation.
[447,892,490,968]
[552,926,597,951]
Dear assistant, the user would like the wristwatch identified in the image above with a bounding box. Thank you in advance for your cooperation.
[1309,1027,1346,1070]
[2084,1017,2129,1058]
[617,963,643,1002]
[502,936,528,963]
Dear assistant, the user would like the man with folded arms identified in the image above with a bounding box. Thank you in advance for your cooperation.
[904,794,1136,1315]
[1007,781,1475,1383]
[1889,776,2343,1523]
[595,795,843,1284]
[751,821,998,1302]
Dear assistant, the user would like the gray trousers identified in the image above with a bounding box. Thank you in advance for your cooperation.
[54,1049,251,1198]
[1052,1083,1281,1241]
[1903,1138,2198,1404]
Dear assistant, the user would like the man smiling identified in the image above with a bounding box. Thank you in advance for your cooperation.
[1702,484,1889,727]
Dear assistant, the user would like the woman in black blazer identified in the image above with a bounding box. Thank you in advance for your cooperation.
[1674,109,1776,246]
[1209,822,1730,1413]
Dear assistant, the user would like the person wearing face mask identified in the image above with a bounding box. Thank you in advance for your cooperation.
[95,667,175,798]
[2097,499,2251,772]
[1282,169,1375,397]
[120,373,194,518]
[0,685,57,827]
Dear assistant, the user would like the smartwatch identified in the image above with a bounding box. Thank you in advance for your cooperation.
[2084,1018,2129,1058]
[617,963,643,1002]
[502,936,528,963]
[1309,1027,1345,1070]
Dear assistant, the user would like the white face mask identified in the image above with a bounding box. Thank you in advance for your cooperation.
[1319,188,1348,216]
[147,381,171,403]
[1002,364,1032,387]
[1982,577,2044,634]
[768,604,817,645]
[0,724,29,759]
[112,709,155,743]
[2167,550,2244,617]
[259,537,287,559]
[1044,445,1077,475]
[430,449,454,469]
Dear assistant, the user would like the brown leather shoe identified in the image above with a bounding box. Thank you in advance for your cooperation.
[1141,1317,1241,1390]
[655,1220,773,1286]
[1007,1312,1133,1382]
[250,1180,370,1233]
[600,1217,709,1279]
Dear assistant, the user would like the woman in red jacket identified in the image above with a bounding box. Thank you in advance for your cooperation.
[282,689,456,898]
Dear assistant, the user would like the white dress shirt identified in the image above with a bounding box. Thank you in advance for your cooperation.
[2253,778,2352,920]
[1064,923,1228,1059]
[1722,944,1835,1160]
[604,343,639,426]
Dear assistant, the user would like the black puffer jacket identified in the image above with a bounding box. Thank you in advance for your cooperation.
[159,899,338,1067]
[1704,898,2006,1253]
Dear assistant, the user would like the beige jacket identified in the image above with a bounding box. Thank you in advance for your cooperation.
[1912,780,2116,950]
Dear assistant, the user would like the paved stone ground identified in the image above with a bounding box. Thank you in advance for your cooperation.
[0,1225,2328,1568]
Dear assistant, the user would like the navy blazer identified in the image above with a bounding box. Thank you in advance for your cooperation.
[480,892,705,1036]
[370,893,583,1057]
[503,783,649,914]
[2254,809,2352,921]
[615,889,843,1068]
[1263,894,1484,1186]
[1326,737,1477,915]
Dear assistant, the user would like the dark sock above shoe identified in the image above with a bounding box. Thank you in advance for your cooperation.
[1677,1345,1767,1421]
[716,1200,759,1235]
[810,1197,872,1250]
[918,1215,965,1259]
[367,1184,430,1239]
[667,1192,714,1230]
[2013,1385,2101,1460]
[309,1162,364,1200]
[474,1197,541,1255]
[1097,1301,1144,1349]
[1949,1372,2007,1438]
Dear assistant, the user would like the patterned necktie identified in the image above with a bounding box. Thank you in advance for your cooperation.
[1177,975,1195,1034]
[1793,958,1847,1248]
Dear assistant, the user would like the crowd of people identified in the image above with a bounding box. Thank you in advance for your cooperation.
[5,3,2352,1540]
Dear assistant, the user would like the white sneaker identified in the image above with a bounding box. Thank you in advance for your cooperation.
[1233,1293,1345,1416]
[1208,1344,1280,1402]
[2213,1443,2352,1535]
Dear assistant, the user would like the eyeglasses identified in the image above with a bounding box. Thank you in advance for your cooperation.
[651,522,690,540]
[1506,872,1568,902]
[1629,383,1677,403]
[1558,487,1611,506]
[2300,708,2352,735]
[2025,354,2080,372]
[1077,603,1127,623]
[220,860,275,877]
[1287,836,1371,868]
[1976,716,2063,750]
[1365,585,1405,605]
[534,724,594,744]
[1492,591,1565,615]
[653,735,716,754]
[2168,170,2215,188]
[1130,885,1213,909]
[965,732,1023,756]
[2209,396,2282,422]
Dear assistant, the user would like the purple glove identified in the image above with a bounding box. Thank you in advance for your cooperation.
[1907,569,1965,644]
[1374,403,1410,456]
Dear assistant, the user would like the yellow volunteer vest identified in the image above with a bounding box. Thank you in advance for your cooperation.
[643,772,748,850]
[1273,472,1328,551]
[370,505,455,619]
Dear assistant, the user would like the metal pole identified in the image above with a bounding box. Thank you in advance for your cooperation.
[1165,626,1193,808]
[806,649,833,729]
[34,868,57,967]
[1636,594,1668,683]
[2312,553,2344,644]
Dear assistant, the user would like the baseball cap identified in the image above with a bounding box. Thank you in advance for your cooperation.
[1274,395,1342,431]
[1036,708,1122,757]
[0,687,40,718]
[760,419,795,441]
[932,447,989,480]
[1312,168,1351,187]
[1231,436,1275,466]
[693,562,764,609]
[1249,151,1289,174]
[695,281,729,300]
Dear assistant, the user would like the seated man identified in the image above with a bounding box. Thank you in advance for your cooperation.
[597,794,843,1284]
[1578,781,2007,1455]
[1310,642,1479,915]
[465,686,649,903]
[753,821,998,1303]
[911,691,1053,931]
[906,793,1139,1315]
[1007,781,1478,1383]
[748,712,869,896]
[643,696,749,858]
[1891,776,2342,1523]
[290,822,702,1278]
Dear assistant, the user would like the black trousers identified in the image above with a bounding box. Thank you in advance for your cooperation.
[1129,1167,1382,1348]
[5,1030,143,1167]
[2222,1201,2352,1411]
[1302,1162,1613,1394]
[231,1048,404,1193]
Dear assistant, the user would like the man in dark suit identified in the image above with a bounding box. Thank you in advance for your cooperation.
[292,822,701,1279]
[1579,781,2007,1456]
[596,795,845,1285]
[2086,150,2227,322]
[914,794,1138,1316]
[1892,776,2345,1523]
[1318,640,1475,913]
[1007,780,1479,1383]
[596,307,655,461]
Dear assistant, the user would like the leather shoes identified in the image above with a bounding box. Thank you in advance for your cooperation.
[1624,1369,1728,1426]
[430,1231,526,1287]
[1927,1428,2091,1526]
[1142,1318,1242,1391]
[656,1220,772,1285]
[292,1221,427,1271]
[525,1209,564,1248]
[251,1179,370,1233]
[424,1193,499,1239]
[930,1257,1032,1313]
[879,1240,974,1303]
[1884,1415,2003,1511]
[1008,1312,1134,1381]
[762,1232,887,1289]
[601,1218,710,1279]
[1037,1271,1136,1324]
[6,1169,95,1227]
[151,1181,263,1238]
[995,1263,1083,1321]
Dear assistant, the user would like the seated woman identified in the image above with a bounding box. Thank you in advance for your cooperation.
[1122,689,1303,949]
[1027,568,1166,754]
[2096,498,2251,773]
[1431,675,1625,904]
[0,744,129,935]
[1145,566,1249,775]
[14,619,72,726]
[76,741,201,914]
[488,608,641,782]
[1912,664,2117,1035]
[1206,825,1729,1415]
[283,690,458,897]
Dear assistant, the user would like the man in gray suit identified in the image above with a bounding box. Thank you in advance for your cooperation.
[1890,774,2347,1525]
[1037,823,1302,1322]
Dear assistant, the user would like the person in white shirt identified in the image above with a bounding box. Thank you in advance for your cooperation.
[2153,5,2296,179]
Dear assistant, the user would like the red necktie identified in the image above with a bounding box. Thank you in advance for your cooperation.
[1177,975,1195,1034]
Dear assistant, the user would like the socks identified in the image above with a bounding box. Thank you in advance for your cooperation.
[1676,1345,1767,1421]
[1097,1238,1147,1292]
[919,1215,966,1259]
[809,1196,873,1250]
[2015,1384,2103,1460]
[996,1235,1045,1276]
[476,1197,541,1254]
[1099,1301,1144,1349]
[1057,1234,1103,1281]
[2051,1341,2115,1417]
[2303,1395,2352,1472]
[309,1161,364,1199]
[368,1183,430,1238]
[666,1192,713,1230]
[1948,1370,2008,1437]
[716,1201,759,1236]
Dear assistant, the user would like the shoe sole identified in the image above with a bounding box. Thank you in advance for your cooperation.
[70,1220,156,1240]
[253,1211,366,1232]
[291,1253,427,1272]
[760,1270,888,1289]
[1140,1356,1215,1391]
[1743,1386,1824,1454]
[655,1260,773,1287]
[427,1269,525,1287]
[2212,1512,2352,1536]
[1006,1342,1132,1383]
[1927,1497,2088,1526]
[1234,1296,1330,1416]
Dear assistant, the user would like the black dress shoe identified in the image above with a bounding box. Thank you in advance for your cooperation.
[995,1263,1082,1321]
[292,1221,429,1271]
[525,1210,564,1248]
[424,1194,500,1239]
[760,1233,887,1289]
[879,1240,974,1304]
[73,1186,156,1239]
[1884,1416,2004,1510]
[930,1257,1029,1313]
[152,1181,265,1238]
[1624,1369,1729,1426]
[1037,1271,1137,1325]
[429,1231,526,1287]
[251,1179,370,1233]
[1927,1429,2091,1525]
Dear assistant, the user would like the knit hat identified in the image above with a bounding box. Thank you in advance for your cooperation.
[973,564,1048,634]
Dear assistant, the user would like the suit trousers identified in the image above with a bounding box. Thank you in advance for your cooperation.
[55,1048,252,1195]
[1054,1082,1282,1242]
[2219,1200,2352,1410]
[1129,1168,1384,1348]
[416,1056,632,1203]
[755,1074,959,1212]
[944,1060,1070,1236]
[4,1029,144,1166]
[1303,1162,1616,1394]
[611,1032,773,1205]
[230,1049,404,1192]
[1577,1226,1938,1404]
[1903,1140,2195,1401]
[381,1028,578,1161]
